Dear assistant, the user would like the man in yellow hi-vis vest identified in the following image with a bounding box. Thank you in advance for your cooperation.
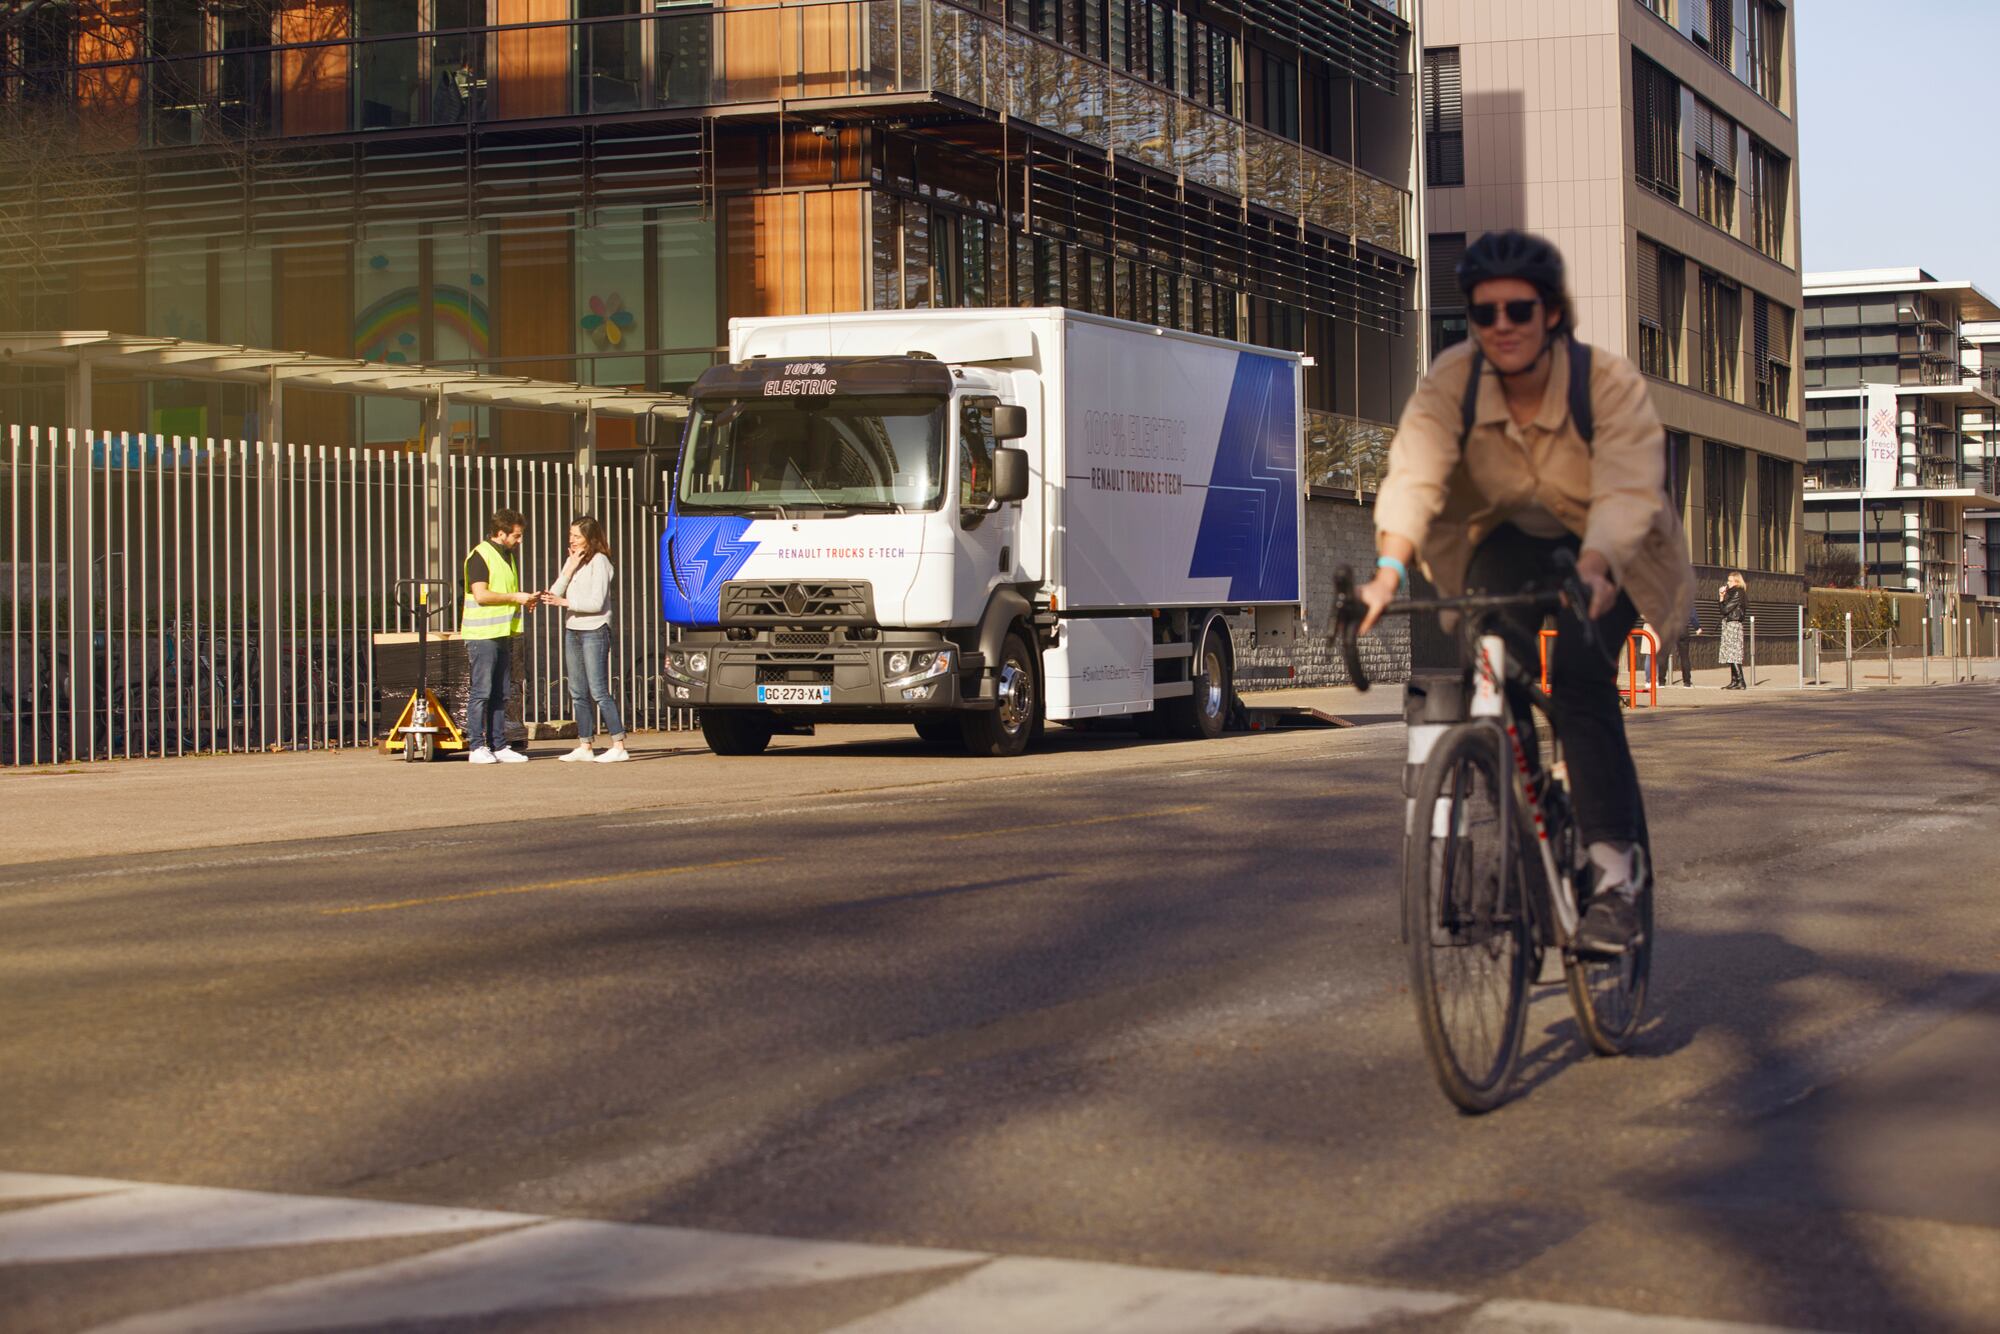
[461,507,541,764]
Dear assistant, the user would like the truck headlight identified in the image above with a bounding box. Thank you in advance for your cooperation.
[884,647,953,690]
[667,649,709,680]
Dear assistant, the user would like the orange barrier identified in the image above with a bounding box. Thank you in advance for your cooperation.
[1537,626,1660,708]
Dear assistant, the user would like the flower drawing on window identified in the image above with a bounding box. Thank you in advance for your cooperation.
[580,292,636,349]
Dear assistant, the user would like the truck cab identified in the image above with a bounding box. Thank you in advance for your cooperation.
[661,352,1039,755]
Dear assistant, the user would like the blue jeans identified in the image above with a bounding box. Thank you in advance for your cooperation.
[564,625,625,741]
[464,636,513,752]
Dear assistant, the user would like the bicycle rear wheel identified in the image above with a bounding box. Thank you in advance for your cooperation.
[1406,723,1532,1114]
[1564,821,1653,1055]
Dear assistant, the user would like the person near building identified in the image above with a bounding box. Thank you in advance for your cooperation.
[1354,229,1695,955]
[461,508,540,763]
[1660,603,1700,686]
[543,516,629,763]
[1719,571,1748,689]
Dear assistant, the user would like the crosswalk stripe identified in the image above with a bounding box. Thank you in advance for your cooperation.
[0,1182,536,1264]
[0,1171,136,1200]
[0,1173,1831,1334]
[825,1256,1465,1333]
[90,1218,988,1334]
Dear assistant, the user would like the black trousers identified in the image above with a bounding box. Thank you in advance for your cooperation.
[1463,524,1642,847]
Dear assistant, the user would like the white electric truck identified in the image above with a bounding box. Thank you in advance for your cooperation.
[659,307,1305,756]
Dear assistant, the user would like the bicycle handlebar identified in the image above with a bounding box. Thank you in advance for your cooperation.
[1329,549,1606,693]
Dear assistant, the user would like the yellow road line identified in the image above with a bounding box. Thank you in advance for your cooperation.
[322,856,783,916]
[942,803,1209,842]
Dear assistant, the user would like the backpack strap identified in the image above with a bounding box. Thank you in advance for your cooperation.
[1457,346,1485,450]
[1458,335,1596,448]
[1567,335,1595,445]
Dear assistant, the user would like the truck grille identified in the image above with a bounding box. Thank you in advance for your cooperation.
[757,665,835,684]
[775,630,830,647]
[723,581,873,625]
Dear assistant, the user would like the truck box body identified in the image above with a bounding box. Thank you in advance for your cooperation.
[659,308,1304,752]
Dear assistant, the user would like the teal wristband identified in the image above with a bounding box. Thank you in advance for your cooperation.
[1376,555,1408,587]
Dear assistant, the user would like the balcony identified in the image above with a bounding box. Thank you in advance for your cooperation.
[39,0,1409,255]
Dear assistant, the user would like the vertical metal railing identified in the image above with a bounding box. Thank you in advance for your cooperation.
[0,423,689,764]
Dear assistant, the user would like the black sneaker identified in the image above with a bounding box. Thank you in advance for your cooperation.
[1576,890,1641,955]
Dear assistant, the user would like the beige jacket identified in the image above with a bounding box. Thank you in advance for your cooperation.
[1374,338,1695,631]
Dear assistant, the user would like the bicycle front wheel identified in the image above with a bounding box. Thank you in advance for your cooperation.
[1406,723,1532,1114]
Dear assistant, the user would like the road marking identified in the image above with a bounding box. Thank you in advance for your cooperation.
[942,803,1209,841]
[320,856,783,916]
[0,1173,1832,1334]
[0,1178,535,1263]
[827,1255,1463,1332]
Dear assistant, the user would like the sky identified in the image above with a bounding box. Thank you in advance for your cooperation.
[1796,1,2000,288]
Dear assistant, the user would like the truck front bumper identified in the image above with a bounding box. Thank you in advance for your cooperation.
[662,631,970,714]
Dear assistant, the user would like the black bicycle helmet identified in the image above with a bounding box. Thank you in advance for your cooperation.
[1455,230,1571,332]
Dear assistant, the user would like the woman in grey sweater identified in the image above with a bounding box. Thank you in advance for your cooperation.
[543,516,629,762]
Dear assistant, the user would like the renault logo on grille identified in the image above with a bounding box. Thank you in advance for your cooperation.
[782,586,809,616]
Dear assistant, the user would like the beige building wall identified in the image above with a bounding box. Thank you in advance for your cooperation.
[1422,0,1806,581]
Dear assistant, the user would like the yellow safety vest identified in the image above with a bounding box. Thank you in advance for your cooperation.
[460,540,523,639]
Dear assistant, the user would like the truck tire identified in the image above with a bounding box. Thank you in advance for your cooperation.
[1163,620,1232,740]
[699,710,776,756]
[959,629,1039,757]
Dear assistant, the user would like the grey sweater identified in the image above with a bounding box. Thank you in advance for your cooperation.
[550,553,614,631]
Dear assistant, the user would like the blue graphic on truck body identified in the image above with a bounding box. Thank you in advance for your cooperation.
[661,513,760,626]
[1187,351,1300,602]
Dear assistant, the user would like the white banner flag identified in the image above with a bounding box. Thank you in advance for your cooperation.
[1863,384,1899,494]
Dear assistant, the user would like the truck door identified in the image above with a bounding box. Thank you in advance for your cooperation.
[954,397,1018,619]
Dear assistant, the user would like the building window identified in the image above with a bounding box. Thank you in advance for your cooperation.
[1666,429,1692,521]
[1692,98,1737,235]
[1422,48,1463,188]
[1749,1,1785,106]
[1636,0,1670,20]
[1700,270,1741,401]
[1694,0,1733,71]
[1703,439,1744,565]
[1633,54,1680,202]
[1254,46,1299,140]
[1748,140,1788,262]
[1757,454,1792,571]
[1753,292,1793,417]
[1636,237,1684,382]
[1428,231,1467,355]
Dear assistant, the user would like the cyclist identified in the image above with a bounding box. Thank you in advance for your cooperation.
[1355,230,1695,953]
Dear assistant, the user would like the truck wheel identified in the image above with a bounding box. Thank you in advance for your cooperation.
[699,710,775,756]
[1165,622,1232,740]
[959,629,1039,757]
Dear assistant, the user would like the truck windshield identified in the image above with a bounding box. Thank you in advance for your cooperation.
[677,395,946,514]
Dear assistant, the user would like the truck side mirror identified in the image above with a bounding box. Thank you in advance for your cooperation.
[634,448,661,512]
[991,405,1028,441]
[993,446,1030,503]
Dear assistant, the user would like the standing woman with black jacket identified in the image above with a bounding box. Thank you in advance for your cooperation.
[1718,571,1748,689]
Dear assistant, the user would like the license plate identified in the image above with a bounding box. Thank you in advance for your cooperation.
[757,684,831,704]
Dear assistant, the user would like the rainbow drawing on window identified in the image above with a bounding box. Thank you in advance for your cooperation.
[355,284,491,364]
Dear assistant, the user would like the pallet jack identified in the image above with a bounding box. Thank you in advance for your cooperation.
[382,577,466,762]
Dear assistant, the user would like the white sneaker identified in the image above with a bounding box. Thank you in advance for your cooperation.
[467,747,497,765]
[492,747,530,763]
[560,746,597,763]
[595,745,631,764]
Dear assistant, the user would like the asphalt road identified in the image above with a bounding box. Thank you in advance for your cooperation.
[3,687,1998,1333]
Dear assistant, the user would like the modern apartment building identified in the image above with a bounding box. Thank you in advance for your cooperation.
[1802,270,2000,629]
[1417,0,1806,634]
[0,0,1424,463]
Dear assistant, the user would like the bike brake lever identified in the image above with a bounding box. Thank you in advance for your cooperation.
[1549,550,1609,664]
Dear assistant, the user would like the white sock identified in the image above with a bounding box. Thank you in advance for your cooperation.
[1587,841,1636,898]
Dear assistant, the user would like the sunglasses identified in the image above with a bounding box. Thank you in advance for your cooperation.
[1468,298,1542,328]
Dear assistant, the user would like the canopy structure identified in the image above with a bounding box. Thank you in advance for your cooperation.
[2,329,688,570]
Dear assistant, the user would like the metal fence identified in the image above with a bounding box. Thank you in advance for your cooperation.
[2,423,688,766]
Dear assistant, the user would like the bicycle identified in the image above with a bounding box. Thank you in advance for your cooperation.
[1331,551,1653,1114]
